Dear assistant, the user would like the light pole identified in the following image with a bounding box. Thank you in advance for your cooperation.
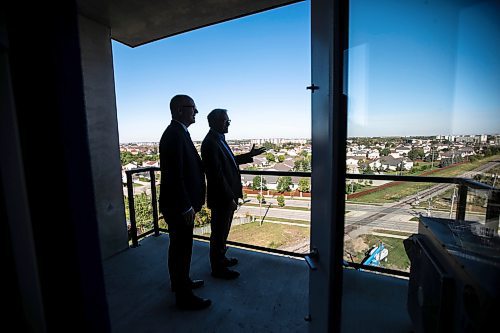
[259,174,262,223]
[430,148,435,169]
[449,187,457,218]
[427,194,432,217]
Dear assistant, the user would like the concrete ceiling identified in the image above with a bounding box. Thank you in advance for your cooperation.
[78,0,301,47]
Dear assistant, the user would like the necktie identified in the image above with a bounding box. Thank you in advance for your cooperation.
[221,138,238,169]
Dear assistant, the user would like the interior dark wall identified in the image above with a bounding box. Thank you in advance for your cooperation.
[0,178,29,331]
[5,1,110,331]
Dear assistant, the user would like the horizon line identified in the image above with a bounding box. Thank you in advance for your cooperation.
[119,133,500,144]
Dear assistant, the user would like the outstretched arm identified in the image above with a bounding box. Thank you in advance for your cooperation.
[248,144,266,157]
[235,144,266,165]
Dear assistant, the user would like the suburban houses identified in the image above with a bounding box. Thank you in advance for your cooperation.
[120,134,499,188]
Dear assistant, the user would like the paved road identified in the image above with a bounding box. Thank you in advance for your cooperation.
[236,202,470,234]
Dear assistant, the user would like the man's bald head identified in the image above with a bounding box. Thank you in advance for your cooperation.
[169,94,198,127]
[170,95,193,115]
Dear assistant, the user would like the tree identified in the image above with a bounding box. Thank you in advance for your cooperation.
[252,176,267,190]
[121,151,135,165]
[277,195,285,207]
[362,165,374,175]
[345,181,362,194]
[265,153,275,163]
[439,158,452,168]
[276,176,293,193]
[298,178,311,192]
[125,193,153,233]
[294,159,303,171]
[379,148,391,156]
[277,155,285,163]
[299,150,309,157]
[293,156,311,171]
[256,194,266,203]
[263,142,279,151]
[194,205,211,227]
[408,148,425,161]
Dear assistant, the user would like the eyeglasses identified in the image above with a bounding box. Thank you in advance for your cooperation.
[182,105,198,113]
[225,119,231,125]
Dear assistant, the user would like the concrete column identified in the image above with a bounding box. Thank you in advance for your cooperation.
[78,15,128,259]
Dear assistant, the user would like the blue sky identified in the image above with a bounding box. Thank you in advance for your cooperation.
[113,0,499,142]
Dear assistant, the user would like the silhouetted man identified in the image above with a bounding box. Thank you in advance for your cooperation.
[159,95,211,310]
[201,109,265,279]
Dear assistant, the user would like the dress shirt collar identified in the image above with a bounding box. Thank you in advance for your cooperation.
[172,119,188,132]
[210,128,225,141]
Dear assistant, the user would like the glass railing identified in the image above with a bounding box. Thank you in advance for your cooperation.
[124,167,499,277]
[343,174,499,276]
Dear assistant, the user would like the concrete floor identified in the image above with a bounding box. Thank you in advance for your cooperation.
[103,234,413,333]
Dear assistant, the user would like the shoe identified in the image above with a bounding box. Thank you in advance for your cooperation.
[190,279,204,289]
[176,293,211,311]
[171,279,204,292]
[223,257,238,267]
[211,268,240,280]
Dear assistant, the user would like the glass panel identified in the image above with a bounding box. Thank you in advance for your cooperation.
[346,0,500,273]
[226,174,311,252]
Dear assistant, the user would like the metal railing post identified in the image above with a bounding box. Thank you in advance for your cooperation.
[456,183,468,221]
[485,189,500,236]
[150,169,160,237]
[126,171,139,247]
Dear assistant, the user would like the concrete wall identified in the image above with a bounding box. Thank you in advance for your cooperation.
[78,15,129,259]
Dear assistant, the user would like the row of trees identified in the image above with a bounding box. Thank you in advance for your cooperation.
[265,153,285,163]
[121,151,159,165]
[379,147,426,161]
[250,176,311,193]
[265,150,310,165]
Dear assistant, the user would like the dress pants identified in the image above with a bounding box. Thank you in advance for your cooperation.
[165,213,194,293]
[210,203,235,272]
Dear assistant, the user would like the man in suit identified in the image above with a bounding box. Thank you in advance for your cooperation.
[201,109,265,279]
[159,95,211,310]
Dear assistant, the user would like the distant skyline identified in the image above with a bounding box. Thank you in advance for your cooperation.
[113,0,499,143]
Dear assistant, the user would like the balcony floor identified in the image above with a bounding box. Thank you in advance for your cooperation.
[104,234,412,332]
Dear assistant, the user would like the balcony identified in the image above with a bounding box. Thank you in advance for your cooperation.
[115,167,499,332]
[104,230,412,332]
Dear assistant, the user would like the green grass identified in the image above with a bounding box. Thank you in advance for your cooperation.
[366,235,410,271]
[262,216,310,225]
[351,182,434,203]
[228,222,309,249]
[372,229,413,237]
[346,235,410,271]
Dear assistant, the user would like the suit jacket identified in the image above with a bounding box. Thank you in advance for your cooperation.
[201,129,253,209]
[159,121,206,217]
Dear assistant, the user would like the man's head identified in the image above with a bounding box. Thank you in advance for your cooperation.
[207,109,230,134]
[170,94,198,127]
